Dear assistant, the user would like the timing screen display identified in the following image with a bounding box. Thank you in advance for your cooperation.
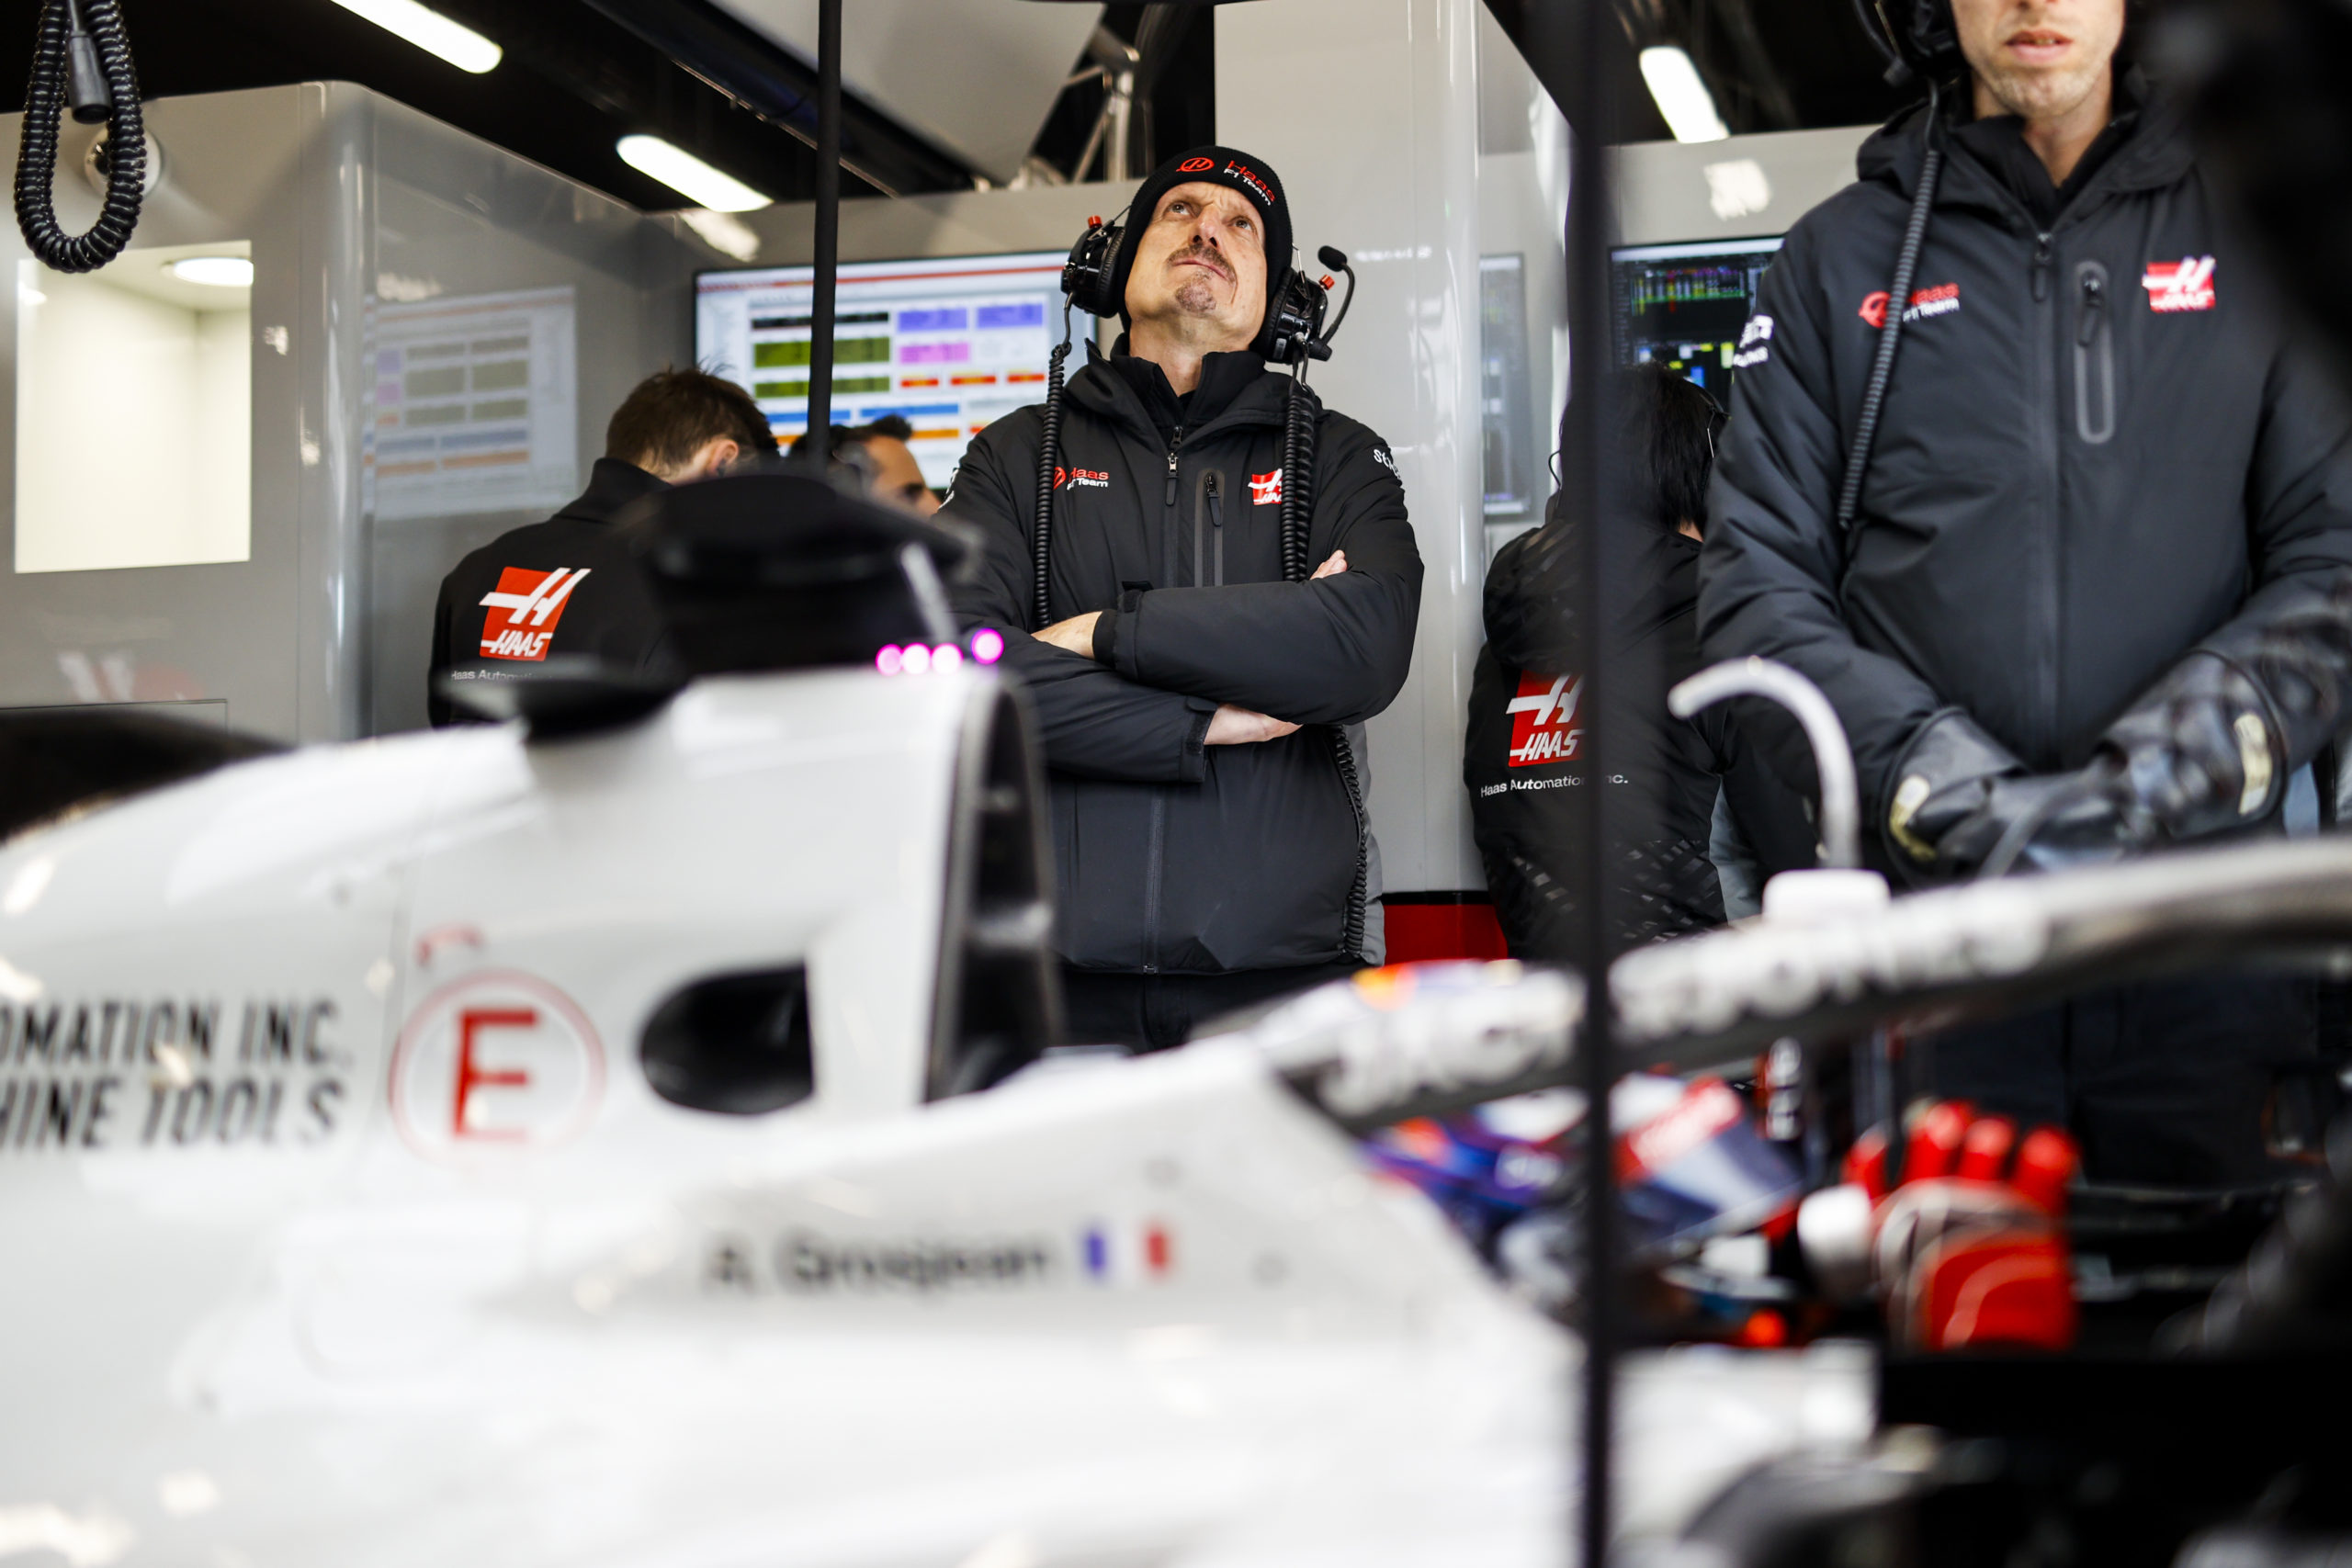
[695,252,1071,489]
[1611,236,1783,396]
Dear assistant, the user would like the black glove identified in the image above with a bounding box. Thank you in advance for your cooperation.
[1884,709,2142,881]
[2098,651,2286,841]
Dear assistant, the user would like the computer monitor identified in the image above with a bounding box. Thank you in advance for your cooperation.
[1611,235,1783,397]
[695,251,1074,491]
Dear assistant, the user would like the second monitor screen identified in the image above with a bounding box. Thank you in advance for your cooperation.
[696,251,1078,490]
[1611,235,1782,397]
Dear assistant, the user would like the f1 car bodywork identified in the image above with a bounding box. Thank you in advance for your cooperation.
[0,667,1871,1567]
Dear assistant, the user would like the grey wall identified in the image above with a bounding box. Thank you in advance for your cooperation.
[0,85,704,743]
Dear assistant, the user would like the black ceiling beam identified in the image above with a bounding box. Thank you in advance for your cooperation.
[574,0,978,198]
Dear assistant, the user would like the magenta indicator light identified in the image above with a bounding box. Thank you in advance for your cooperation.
[933,643,963,671]
[902,643,933,675]
[876,645,904,676]
[971,627,1005,664]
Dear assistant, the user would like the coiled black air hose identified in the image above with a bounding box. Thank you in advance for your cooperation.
[16,0,144,275]
[1281,367,1370,960]
[1031,312,1073,630]
[1835,84,1942,534]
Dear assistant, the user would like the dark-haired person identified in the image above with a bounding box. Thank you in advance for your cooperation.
[427,368,775,725]
[789,414,940,516]
[1466,365,1813,955]
[1699,0,2352,1181]
[943,146,1422,1052]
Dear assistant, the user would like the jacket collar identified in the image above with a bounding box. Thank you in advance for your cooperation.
[1856,69,2194,225]
[558,457,669,525]
[1067,339,1308,449]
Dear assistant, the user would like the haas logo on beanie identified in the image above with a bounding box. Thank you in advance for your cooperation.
[1109,144,1295,347]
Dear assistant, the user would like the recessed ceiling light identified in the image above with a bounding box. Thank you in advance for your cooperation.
[327,0,502,73]
[167,256,254,288]
[616,135,771,213]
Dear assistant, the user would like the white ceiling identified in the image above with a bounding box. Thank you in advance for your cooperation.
[712,0,1106,186]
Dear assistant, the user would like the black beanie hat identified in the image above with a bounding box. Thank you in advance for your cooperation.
[1110,144,1294,344]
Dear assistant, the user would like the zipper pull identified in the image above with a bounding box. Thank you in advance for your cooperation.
[1164,442,1180,507]
[2031,233,2053,302]
[1204,469,1222,525]
[2075,270,2106,347]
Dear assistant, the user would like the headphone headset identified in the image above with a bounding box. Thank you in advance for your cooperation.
[1851,0,1960,85]
[1060,207,1337,367]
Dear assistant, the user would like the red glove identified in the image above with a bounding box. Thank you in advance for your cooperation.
[1857,1103,2079,1352]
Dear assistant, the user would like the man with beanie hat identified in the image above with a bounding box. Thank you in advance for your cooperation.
[944,146,1423,1052]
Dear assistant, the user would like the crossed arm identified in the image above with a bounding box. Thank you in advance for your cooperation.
[941,420,1422,782]
[1033,549,1351,744]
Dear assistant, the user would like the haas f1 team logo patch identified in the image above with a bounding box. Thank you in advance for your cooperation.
[479,566,589,661]
[1250,468,1283,507]
[2143,256,2216,313]
[1860,282,1960,329]
[1506,671,1583,768]
[1054,466,1110,491]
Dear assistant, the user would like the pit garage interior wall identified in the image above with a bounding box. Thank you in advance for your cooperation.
[0,85,702,743]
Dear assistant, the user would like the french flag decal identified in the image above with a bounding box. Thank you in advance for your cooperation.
[1080,1219,1173,1284]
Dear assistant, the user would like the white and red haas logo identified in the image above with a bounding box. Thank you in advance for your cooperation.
[2143,256,2216,313]
[1249,468,1283,507]
[478,565,590,661]
[1506,671,1583,768]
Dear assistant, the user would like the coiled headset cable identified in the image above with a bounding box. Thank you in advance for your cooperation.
[16,0,144,274]
[1836,80,1943,535]
[1032,297,1076,630]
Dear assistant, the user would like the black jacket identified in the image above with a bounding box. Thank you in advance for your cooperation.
[1468,508,1815,954]
[944,346,1421,973]
[427,459,673,726]
[1700,93,2352,873]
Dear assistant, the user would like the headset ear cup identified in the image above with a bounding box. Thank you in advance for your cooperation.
[1911,0,1961,70]
[1258,268,1329,364]
[1085,221,1124,317]
[1060,220,1125,320]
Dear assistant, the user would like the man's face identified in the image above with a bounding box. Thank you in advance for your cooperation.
[1952,0,2125,122]
[859,434,938,517]
[1122,182,1270,350]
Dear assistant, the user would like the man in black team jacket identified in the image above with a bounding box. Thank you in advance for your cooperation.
[944,146,1422,1052]
[1470,367,1814,956]
[429,369,775,726]
[1701,0,2352,1180]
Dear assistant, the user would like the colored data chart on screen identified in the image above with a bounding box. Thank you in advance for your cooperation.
[1611,236,1783,396]
[695,253,1073,491]
[367,286,581,523]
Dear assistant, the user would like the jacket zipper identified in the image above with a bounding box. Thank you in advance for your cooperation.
[1205,469,1225,585]
[2073,260,2115,445]
[1144,432,1181,974]
[2030,228,2063,758]
[1159,434,1182,590]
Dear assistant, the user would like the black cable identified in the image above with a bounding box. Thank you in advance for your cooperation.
[1280,362,1311,583]
[1280,367,1369,962]
[1835,82,1942,536]
[1031,301,1074,630]
[801,0,842,470]
[1976,758,2124,881]
[15,0,143,275]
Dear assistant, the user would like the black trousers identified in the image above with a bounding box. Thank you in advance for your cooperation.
[1917,976,2324,1187]
[1060,961,1365,1054]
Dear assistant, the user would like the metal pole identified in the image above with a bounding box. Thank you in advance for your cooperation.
[803,0,842,471]
[1550,0,1623,1561]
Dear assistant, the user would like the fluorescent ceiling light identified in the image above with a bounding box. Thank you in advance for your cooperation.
[1639,47,1730,144]
[327,0,502,74]
[678,207,762,263]
[167,256,254,288]
[616,135,771,213]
